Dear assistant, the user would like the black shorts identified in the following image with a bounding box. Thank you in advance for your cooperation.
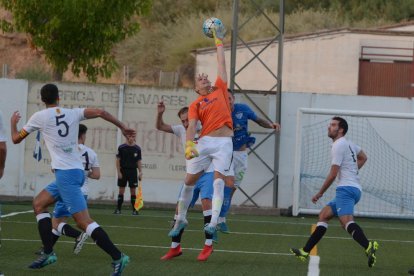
[118,168,138,188]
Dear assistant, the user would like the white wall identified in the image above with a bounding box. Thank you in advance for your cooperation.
[0,79,27,196]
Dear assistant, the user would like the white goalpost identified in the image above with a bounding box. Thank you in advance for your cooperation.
[293,108,414,218]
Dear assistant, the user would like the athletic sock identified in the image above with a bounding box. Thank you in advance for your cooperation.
[210,178,224,227]
[87,222,121,261]
[51,229,61,247]
[303,222,328,252]
[219,186,233,218]
[176,184,194,221]
[36,212,53,254]
[131,195,136,209]
[58,222,81,238]
[117,194,124,210]
[171,219,185,243]
[203,210,213,240]
[345,221,370,249]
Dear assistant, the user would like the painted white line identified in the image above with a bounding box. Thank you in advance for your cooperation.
[4,221,414,244]
[308,256,320,276]
[1,210,33,218]
[2,238,291,256]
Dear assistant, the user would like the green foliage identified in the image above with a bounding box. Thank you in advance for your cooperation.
[0,0,152,82]
[15,64,52,82]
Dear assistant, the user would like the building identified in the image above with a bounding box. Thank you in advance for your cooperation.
[195,21,414,97]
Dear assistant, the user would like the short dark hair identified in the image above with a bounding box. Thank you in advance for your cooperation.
[78,124,88,139]
[40,84,59,105]
[177,107,189,118]
[332,116,348,135]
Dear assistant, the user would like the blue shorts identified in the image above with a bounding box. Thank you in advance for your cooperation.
[327,186,361,217]
[53,195,88,218]
[46,169,86,215]
[188,172,214,208]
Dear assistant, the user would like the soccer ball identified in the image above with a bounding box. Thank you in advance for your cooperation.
[202,17,224,38]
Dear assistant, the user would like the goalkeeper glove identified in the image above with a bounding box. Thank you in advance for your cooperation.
[212,27,225,47]
[185,140,199,160]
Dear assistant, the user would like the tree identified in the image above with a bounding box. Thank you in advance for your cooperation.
[0,0,151,82]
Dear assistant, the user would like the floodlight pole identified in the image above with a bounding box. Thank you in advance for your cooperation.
[230,0,285,208]
[273,0,284,207]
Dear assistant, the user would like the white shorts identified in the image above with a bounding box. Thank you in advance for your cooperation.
[229,150,248,187]
[186,136,233,176]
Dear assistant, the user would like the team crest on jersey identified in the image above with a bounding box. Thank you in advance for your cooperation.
[56,108,61,114]
[199,98,209,105]
[235,112,243,120]
[134,153,138,157]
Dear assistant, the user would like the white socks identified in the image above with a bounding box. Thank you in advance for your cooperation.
[176,184,194,221]
[210,178,224,227]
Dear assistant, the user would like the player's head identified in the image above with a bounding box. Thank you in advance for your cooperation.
[78,124,88,144]
[177,107,189,129]
[329,116,348,139]
[227,89,235,111]
[40,83,59,105]
[195,73,211,95]
[126,133,136,145]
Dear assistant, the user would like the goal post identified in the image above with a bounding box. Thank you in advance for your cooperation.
[293,108,414,219]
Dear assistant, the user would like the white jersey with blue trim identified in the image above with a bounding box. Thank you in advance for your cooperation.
[79,144,99,195]
[331,137,362,190]
[0,110,6,142]
[23,107,85,170]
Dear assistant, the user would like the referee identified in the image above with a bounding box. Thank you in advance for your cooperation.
[114,134,142,215]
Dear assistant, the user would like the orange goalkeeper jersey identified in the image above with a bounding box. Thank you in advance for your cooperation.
[188,77,233,137]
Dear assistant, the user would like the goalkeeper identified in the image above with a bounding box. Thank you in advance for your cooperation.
[168,24,233,248]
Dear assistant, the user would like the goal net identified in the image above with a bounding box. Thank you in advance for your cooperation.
[293,108,414,218]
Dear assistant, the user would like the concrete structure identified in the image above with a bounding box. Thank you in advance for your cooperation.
[195,22,414,95]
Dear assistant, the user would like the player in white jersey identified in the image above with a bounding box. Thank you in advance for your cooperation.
[11,84,134,275]
[156,102,215,261]
[39,124,99,256]
[0,109,7,179]
[290,117,379,268]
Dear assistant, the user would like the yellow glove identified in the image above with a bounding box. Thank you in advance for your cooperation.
[185,140,199,160]
[212,29,223,47]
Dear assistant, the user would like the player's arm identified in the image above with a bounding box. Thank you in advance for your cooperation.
[84,108,135,138]
[254,117,281,131]
[156,101,173,133]
[116,157,122,179]
[10,111,28,144]
[185,119,199,160]
[0,141,6,179]
[357,150,367,169]
[137,160,142,181]
[88,166,100,180]
[312,165,339,204]
[213,28,227,83]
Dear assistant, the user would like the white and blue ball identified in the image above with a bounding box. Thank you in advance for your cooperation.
[202,17,224,38]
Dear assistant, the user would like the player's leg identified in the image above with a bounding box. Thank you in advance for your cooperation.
[29,183,58,268]
[129,170,138,215]
[291,205,334,261]
[115,173,126,214]
[219,150,248,233]
[218,175,235,234]
[205,137,233,234]
[161,198,186,260]
[198,197,214,261]
[337,186,378,267]
[59,169,130,274]
[168,172,203,237]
